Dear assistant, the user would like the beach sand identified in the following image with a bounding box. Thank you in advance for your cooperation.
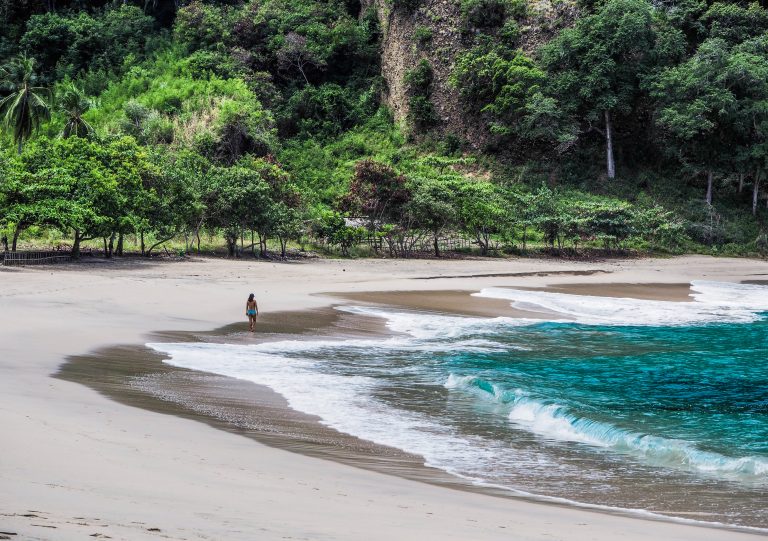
[1,255,766,540]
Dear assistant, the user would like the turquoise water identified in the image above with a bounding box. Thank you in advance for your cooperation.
[442,318,768,476]
[151,281,768,529]
[446,319,768,470]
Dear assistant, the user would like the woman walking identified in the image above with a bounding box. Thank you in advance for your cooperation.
[246,293,259,332]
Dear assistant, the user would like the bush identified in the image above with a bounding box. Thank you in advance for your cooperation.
[20,6,155,82]
[404,60,437,130]
[414,25,434,45]
[404,59,433,94]
[408,96,438,129]
[756,231,768,255]
[174,0,232,52]
[281,83,374,138]
[462,0,510,30]
[314,211,365,256]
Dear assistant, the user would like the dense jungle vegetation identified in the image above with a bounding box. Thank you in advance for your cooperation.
[1,0,767,258]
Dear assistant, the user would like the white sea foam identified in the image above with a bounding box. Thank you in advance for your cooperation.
[147,339,519,480]
[474,280,768,325]
[339,305,540,339]
[445,373,768,481]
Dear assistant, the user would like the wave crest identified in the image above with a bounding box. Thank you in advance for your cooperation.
[445,373,768,481]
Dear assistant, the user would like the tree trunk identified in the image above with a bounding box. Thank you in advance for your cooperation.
[1,235,7,252]
[116,232,124,256]
[147,234,177,256]
[224,229,238,258]
[11,224,21,251]
[604,110,615,180]
[477,230,488,256]
[258,234,267,257]
[108,232,115,258]
[191,216,204,254]
[140,231,145,256]
[102,237,108,258]
[251,230,256,257]
[739,173,744,193]
[433,234,440,257]
[72,229,81,259]
[706,170,713,205]
[753,170,761,216]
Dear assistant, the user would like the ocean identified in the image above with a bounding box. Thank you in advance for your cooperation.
[148,281,768,530]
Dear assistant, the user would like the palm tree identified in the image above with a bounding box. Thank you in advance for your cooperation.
[0,55,51,154]
[58,83,93,139]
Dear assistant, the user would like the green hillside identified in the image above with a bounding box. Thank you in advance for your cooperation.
[1,0,766,257]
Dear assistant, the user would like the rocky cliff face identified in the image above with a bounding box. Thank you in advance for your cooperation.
[362,0,577,150]
[365,0,488,147]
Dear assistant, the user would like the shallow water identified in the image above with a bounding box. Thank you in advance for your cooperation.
[149,281,768,529]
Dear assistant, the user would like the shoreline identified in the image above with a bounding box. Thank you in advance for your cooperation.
[56,294,768,535]
[55,311,461,486]
[0,255,762,539]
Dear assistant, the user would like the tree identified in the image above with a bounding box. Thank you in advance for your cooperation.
[207,164,271,257]
[702,2,768,45]
[20,6,155,82]
[540,0,684,179]
[0,55,51,154]
[17,136,153,258]
[58,82,93,138]
[276,32,325,85]
[651,35,768,206]
[174,0,232,53]
[452,45,548,139]
[314,210,364,256]
[456,181,511,255]
[272,202,303,257]
[728,34,768,215]
[340,159,410,252]
[407,178,458,256]
[651,39,735,204]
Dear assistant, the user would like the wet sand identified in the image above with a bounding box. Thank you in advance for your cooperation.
[328,289,549,318]
[515,282,695,302]
[55,310,462,486]
[330,283,695,319]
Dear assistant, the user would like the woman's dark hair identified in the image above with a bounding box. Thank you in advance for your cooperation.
[248,293,255,301]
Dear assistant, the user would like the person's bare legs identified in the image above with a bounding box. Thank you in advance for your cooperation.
[248,315,255,332]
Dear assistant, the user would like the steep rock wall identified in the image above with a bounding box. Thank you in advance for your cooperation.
[365,0,488,148]
[362,0,577,150]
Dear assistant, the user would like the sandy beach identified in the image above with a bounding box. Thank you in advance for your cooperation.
[2,255,767,540]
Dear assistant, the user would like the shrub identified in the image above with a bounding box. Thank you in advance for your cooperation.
[174,0,232,52]
[462,0,509,30]
[756,231,768,255]
[414,25,434,45]
[20,6,155,82]
[408,96,438,129]
[404,59,433,95]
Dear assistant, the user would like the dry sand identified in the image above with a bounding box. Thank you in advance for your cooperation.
[1,255,767,540]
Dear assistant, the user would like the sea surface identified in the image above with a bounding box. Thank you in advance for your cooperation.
[149,281,768,530]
